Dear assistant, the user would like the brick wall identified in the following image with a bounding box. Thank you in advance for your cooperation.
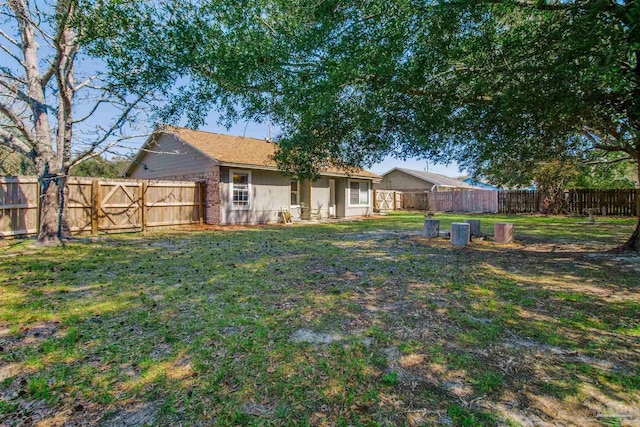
[203,168,221,225]
[151,166,221,225]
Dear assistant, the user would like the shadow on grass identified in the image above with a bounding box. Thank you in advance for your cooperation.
[0,215,638,425]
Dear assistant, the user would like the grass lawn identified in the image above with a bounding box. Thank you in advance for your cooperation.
[1,213,639,426]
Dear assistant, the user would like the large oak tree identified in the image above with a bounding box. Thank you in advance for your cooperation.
[164,0,639,250]
[0,0,188,243]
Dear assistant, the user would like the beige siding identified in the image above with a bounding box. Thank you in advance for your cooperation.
[345,179,373,217]
[375,170,434,191]
[220,167,292,224]
[128,134,216,179]
[335,178,347,218]
[333,178,373,218]
[311,177,331,218]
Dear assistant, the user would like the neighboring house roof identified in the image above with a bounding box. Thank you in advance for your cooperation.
[126,126,380,180]
[462,177,501,190]
[384,167,474,189]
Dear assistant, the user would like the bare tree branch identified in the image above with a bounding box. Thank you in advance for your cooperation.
[70,98,110,124]
[72,95,144,163]
[70,132,150,167]
[0,100,35,144]
[73,74,99,92]
[0,43,25,66]
[0,126,35,158]
[0,78,33,104]
[0,27,20,47]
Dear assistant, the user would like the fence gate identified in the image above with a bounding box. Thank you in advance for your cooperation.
[374,190,397,211]
[98,182,143,233]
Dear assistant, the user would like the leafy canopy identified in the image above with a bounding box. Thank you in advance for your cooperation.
[143,0,639,183]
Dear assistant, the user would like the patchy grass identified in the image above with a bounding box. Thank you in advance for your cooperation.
[0,212,638,426]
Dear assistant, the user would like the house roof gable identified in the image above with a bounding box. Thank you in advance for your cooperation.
[384,167,473,188]
[126,126,380,180]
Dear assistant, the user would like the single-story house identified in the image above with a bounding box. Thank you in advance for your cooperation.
[124,126,381,225]
[374,167,474,192]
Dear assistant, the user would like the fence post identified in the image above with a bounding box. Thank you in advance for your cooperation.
[373,189,377,212]
[35,178,41,236]
[141,182,147,232]
[393,191,397,210]
[91,179,99,235]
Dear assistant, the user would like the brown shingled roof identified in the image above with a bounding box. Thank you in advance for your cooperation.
[162,126,380,180]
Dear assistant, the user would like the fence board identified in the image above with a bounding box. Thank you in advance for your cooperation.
[0,176,203,237]
[402,192,429,210]
[0,177,38,237]
[373,190,396,211]
[398,190,498,213]
[499,189,638,215]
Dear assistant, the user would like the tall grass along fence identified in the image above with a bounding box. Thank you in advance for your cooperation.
[0,176,204,237]
[498,189,639,216]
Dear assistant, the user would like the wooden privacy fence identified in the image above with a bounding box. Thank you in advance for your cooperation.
[565,189,638,216]
[0,176,204,237]
[498,189,639,215]
[373,190,402,212]
[401,192,429,210]
[397,190,499,213]
[498,190,541,214]
[427,190,498,213]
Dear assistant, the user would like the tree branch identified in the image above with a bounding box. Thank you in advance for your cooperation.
[71,95,144,162]
[0,101,35,144]
[0,127,36,159]
[70,133,150,167]
[0,43,25,67]
[583,155,633,166]
[70,98,110,124]
[481,0,575,11]
[73,74,99,92]
[0,77,33,104]
[0,28,20,47]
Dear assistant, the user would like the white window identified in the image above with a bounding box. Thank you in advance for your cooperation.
[349,180,369,206]
[230,170,251,209]
[290,180,300,205]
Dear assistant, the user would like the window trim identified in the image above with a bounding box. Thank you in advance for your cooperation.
[348,179,370,207]
[229,169,252,210]
[290,179,300,207]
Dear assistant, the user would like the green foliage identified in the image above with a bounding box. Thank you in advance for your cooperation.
[27,376,51,400]
[0,147,35,176]
[0,400,19,415]
[572,154,637,189]
[380,371,399,386]
[149,0,639,183]
[70,156,129,178]
[471,371,503,395]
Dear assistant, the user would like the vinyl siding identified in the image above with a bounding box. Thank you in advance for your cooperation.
[311,177,331,218]
[220,167,292,224]
[375,170,435,191]
[128,134,216,179]
[345,179,373,217]
[334,178,373,218]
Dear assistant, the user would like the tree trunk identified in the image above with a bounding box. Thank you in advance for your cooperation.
[36,164,71,244]
[618,217,640,252]
[615,150,640,252]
